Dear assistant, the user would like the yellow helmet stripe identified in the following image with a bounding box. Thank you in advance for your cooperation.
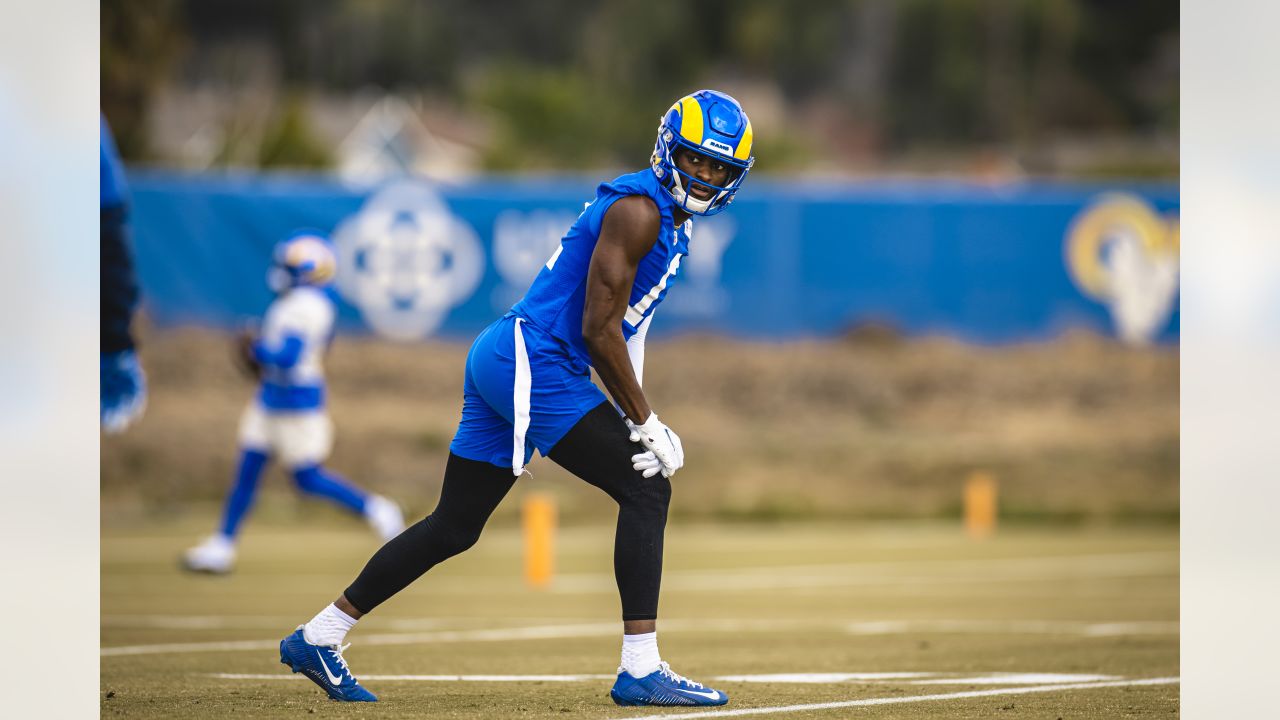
[734,117,754,160]
[677,95,704,145]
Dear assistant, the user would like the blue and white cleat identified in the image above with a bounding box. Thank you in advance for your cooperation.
[279,627,377,702]
[610,662,728,706]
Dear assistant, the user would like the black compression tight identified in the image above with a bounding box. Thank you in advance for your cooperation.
[548,402,672,621]
[343,402,672,621]
[342,453,516,614]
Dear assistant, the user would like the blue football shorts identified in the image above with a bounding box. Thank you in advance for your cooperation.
[450,312,607,474]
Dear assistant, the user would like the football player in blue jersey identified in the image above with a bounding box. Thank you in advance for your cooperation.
[182,233,405,574]
[279,90,754,706]
[101,115,148,433]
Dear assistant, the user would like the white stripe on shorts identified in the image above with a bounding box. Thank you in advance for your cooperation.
[511,318,532,476]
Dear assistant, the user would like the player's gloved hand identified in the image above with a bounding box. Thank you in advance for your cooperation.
[630,448,664,478]
[101,349,147,434]
[233,327,264,380]
[626,413,684,478]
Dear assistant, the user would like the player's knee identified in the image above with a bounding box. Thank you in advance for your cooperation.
[291,465,322,493]
[650,474,673,510]
[621,472,672,514]
[431,514,484,557]
[439,526,482,557]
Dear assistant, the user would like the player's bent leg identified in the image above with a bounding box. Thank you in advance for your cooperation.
[291,464,405,541]
[291,464,369,513]
[548,402,671,622]
[278,409,405,540]
[281,454,514,702]
[182,447,269,574]
[219,448,270,537]
[279,330,522,703]
[548,403,726,706]
[342,453,516,614]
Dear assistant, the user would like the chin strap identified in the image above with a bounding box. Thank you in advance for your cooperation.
[669,172,715,214]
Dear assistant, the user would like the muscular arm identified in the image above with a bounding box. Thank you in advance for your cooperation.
[582,195,661,424]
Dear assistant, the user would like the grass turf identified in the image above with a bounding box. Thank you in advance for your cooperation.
[102,517,1177,719]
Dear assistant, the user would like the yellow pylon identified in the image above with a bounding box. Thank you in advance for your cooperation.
[964,471,997,539]
[523,493,556,588]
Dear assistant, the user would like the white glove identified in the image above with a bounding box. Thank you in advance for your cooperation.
[626,413,685,478]
[630,449,664,478]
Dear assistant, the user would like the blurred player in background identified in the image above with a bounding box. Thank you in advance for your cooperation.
[278,90,754,707]
[101,114,147,433]
[182,232,405,574]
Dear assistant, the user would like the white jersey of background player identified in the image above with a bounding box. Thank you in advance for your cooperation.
[183,232,404,574]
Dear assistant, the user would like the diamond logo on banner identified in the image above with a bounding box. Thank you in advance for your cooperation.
[332,181,484,340]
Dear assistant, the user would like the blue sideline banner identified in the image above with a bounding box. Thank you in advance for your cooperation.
[129,173,1180,344]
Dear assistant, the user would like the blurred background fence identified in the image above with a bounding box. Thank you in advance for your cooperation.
[131,174,1178,344]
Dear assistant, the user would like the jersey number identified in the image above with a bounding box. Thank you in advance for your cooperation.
[625,254,683,327]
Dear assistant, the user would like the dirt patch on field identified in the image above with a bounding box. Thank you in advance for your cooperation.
[102,328,1178,525]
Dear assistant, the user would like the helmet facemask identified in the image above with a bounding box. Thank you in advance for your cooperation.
[653,125,753,216]
[674,145,748,214]
[651,90,755,216]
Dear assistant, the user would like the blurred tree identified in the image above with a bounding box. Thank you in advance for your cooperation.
[101,0,186,160]
[101,0,1178,175]
[888,0,997,146]
[257,95,333,169]
[1071,0,1178,131]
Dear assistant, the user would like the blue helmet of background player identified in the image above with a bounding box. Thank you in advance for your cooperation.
[267,231,338,292]
[651,89,755,216]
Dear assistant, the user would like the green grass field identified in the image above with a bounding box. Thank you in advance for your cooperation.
[102,515,1178,718]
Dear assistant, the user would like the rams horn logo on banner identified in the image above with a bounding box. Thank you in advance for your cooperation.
[1065,194,1179,345]
[331,181,484,341]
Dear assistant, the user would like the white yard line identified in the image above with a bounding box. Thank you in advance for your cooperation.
[101,617,1177,657]
[103,638,284,656]
[907,673,1118,685]
[210,673,617,682]
[206,671,1148,687]
[629,677,1180,719]
[207,672,939,683]
[554,552,1178,593]
[661,551,1179,578]
[102,551,1178,597]
[712,673,937,683]
[101,622,622,657]
[715,672,1115,684]
[100,614,598,630]
[844,619,1179,636]
[101,615,299,630]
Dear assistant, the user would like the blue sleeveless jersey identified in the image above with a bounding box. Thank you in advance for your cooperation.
[511,169,690,368]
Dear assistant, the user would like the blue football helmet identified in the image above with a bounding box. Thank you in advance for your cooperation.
[267,231,338,292]
[651,89,755,216]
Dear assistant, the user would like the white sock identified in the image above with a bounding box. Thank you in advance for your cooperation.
[303,603,359,646]
[620,631,661,677]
